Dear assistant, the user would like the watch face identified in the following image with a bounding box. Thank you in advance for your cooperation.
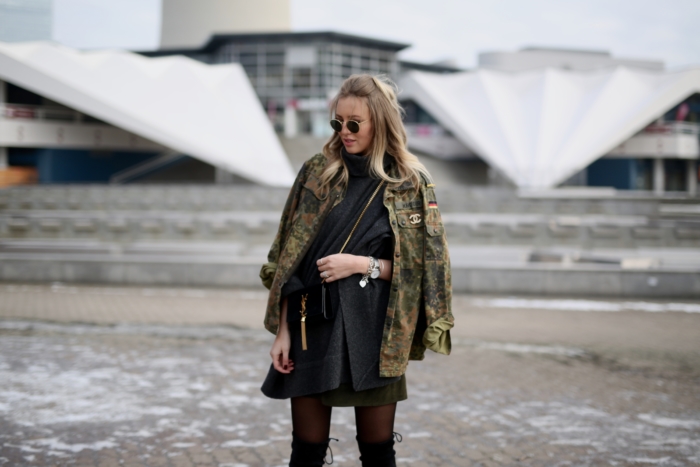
[370,269,380,279]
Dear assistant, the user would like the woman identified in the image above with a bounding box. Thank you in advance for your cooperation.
[260,74,453,467]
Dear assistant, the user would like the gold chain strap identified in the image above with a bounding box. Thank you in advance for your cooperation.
[338,180,385,254]
[321,180,384,285]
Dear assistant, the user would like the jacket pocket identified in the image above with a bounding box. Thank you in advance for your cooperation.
[425,222,445,261]
[397,210,424,269]
[291,176,324,225]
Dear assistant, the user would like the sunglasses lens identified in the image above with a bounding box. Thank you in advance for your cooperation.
[330,120,342,132]
[347,121,360,133]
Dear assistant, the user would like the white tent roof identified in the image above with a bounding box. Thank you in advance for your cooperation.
[0,41,295,186]
[401,67,700,188]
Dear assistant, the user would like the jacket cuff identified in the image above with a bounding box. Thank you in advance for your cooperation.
[422,317,453,355]
[259,262,277,290]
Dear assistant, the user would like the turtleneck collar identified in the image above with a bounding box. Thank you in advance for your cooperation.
[341,147,392,178]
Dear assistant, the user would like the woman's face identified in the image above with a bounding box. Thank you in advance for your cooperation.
[335,96,373,155]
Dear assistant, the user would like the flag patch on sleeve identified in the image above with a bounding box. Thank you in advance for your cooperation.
[428,201,438,209]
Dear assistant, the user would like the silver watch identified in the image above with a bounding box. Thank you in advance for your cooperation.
[369,256,381,279]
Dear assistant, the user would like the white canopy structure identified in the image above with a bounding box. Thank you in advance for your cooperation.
[0,41,295,186]
[401,67,700,189]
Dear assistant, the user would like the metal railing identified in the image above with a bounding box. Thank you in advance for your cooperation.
[641,121,700,136]
[0,103,105,124]
[404,123,447,137]
[109,150,185,184]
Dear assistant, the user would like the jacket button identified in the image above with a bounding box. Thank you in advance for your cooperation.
[400,220,406,226]
[395,252,400,257]
[393,287,398,291]
[392,220,396,225]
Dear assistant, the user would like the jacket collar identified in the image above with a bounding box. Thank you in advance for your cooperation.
[385,159,416,193]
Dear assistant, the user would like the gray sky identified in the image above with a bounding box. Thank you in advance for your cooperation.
[53,0,700,69]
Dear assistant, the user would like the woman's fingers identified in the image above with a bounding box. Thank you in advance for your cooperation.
[271,352,284,372]
[272,353,293,374]
[317,254,360,282]
[282,348,290,371]
[270,332,293,373]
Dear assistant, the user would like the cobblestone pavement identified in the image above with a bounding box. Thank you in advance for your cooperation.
[0,284,699,466]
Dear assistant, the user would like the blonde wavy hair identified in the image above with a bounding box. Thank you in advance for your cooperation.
[319,74,431,195]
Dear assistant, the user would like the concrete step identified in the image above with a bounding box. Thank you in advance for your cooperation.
[3,184,698,215]
[0,185,290,212]
[1,240,698,297]
[2,210,700,248]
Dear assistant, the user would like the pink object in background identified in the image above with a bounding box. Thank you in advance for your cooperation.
[675,102,690,121]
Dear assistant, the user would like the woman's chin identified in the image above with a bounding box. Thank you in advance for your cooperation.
[343,144,366,155]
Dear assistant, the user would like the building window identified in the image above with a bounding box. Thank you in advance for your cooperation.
[292,68,311,88]
[266,52,285,65]
[266,66,284,88]
[361,55,371,71]
[239,52,257,66]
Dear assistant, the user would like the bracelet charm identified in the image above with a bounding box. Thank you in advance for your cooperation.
[360,256,374,287]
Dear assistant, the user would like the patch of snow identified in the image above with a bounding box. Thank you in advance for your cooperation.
[638,414,700,429]
[623,457,672,464]
[27,438,117,453]
[221,440,269,447]
[474,341,586,357]
[472,298,700,314]
[551,439,595,446]
[407,432,431,438]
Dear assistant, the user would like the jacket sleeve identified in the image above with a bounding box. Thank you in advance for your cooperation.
[259,163,306,289]
[421,183,454,354]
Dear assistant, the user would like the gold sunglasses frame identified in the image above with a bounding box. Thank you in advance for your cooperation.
[330,118,368,133]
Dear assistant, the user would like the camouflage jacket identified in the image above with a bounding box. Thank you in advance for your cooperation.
[260,153,453,377]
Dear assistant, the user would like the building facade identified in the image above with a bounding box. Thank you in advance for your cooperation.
[401,48,699,193]
[145,32,408,138]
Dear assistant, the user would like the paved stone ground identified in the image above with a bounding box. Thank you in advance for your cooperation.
[0,283,699,466]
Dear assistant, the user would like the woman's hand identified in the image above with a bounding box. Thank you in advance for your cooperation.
[270,298,294,374]
[316,254,367,283]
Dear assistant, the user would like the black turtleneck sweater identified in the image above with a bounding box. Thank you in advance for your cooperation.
[262,149,399,399]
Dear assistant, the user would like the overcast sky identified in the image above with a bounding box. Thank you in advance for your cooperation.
[53,0,700,69]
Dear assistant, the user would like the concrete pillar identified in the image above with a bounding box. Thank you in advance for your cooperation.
[653,158,665,194]
[0,80,5,169]
[0,79,5,126]
[284,104,297,138]
[688,159,698,196]
[0,147,7,170]
[311,110,329,138]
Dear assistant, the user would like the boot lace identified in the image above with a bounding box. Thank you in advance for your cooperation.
[324,437,339,464]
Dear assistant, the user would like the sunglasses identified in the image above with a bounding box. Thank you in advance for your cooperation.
[330,118,368,134]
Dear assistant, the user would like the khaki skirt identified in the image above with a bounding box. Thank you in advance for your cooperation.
[313,375,407,407]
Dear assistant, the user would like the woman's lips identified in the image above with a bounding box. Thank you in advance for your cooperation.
[343,138,355,145]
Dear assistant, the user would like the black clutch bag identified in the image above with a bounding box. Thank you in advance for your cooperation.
[286,282,334,323]
[286,282,333,351]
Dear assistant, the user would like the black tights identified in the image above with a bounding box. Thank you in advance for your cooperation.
[291,396,397,444]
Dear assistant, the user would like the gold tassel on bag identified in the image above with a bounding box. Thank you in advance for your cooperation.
[300,294,308,350]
